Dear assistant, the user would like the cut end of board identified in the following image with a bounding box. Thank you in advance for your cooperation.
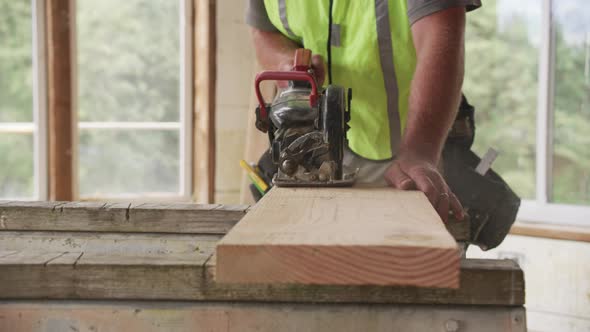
[216,245,460,288]
[216,187,460,288]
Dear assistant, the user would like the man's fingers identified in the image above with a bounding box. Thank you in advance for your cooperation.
[311,54,326,86]
[436,192,450,223]
[449,192,464,221]
[385,163,416,190]
[409,170,440,206]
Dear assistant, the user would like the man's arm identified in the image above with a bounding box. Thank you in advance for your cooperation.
[384,7,466,222]
[251,28,326,86]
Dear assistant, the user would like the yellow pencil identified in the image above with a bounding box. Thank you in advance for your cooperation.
[239,160,269,194]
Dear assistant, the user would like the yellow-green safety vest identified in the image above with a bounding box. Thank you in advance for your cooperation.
[263,0,417,160]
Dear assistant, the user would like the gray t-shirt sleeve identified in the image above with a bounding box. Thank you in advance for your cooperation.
[407,0,482,25]
[245,0,279,32]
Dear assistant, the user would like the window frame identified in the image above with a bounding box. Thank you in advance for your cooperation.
[32,0,49,201]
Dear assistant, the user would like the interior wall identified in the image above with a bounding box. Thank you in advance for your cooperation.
[214,0,256,204]
[468,235,590,332]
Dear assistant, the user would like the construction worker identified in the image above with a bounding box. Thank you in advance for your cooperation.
[247,0,481,223]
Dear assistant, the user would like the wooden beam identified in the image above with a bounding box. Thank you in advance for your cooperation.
[216,187,460,288]
[46,0,76,201]
[0,201,247,234]
[0,241,524,305]
[193,0,216,203]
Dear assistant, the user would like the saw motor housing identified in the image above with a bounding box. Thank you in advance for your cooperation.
[254,49,356,187]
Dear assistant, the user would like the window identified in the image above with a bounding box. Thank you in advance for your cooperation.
[465,0,590,225]
[76,0,192,199]
[0,0,44,200]
[551,0,590,205]
[0,0,210,202]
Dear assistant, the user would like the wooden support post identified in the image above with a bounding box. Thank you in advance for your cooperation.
[193,0,216,203]
[46,0,75,201]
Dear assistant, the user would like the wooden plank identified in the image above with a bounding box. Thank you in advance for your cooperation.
[0,201,247,233]
[0,251,18,258]
[46,0,75,200]
[193,0,216,204]
[0,251,70,265]
[0,251,207,300]
[216,187,460,287]
[0,231,220,255]
[0,200,468,240]
[46,251,83,265]
[510,222,590,243]
[0,301,527,332]
[77,251,205,266]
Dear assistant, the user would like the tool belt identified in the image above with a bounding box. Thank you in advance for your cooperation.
[443,95,521,250]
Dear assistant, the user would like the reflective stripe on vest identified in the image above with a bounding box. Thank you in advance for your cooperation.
[263,0,416,160]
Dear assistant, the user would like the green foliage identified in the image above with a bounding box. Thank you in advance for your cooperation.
[465,1,538,199]
[0,0,32,122]
[77,0,180,122]
[78,130,179,196]
[0,0,33,198]
[76,0,181,196]
[552,25,590,204]
[0,134,33,198]
[465,0,590,205]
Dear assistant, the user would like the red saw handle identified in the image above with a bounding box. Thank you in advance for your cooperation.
[255,71,319,118]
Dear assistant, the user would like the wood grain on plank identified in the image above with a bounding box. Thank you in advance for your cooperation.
[0,201,247,234]
[0,251,70,265]
[216,187,460,287]
[0,255,206,300]
[0,231,220,256]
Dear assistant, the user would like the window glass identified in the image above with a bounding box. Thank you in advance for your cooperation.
[77,0,182,197]
[0,133,34,198]
[551,0,590,204]
[0,0,33,122]
[79,130,179,197]
[77,0,180,122]
[0,0,34,198]
[464,0,541,199]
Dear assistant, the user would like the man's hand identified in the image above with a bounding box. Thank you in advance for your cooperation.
[252,28,327,88]
[384,153,464,223]
[386,6,467,223]
[278,54,326,88]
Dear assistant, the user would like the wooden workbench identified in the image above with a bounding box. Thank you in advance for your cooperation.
[0,201,526,331]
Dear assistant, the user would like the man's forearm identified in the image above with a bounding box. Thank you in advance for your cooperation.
[251,28,300,71]
[401,7,466,163]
